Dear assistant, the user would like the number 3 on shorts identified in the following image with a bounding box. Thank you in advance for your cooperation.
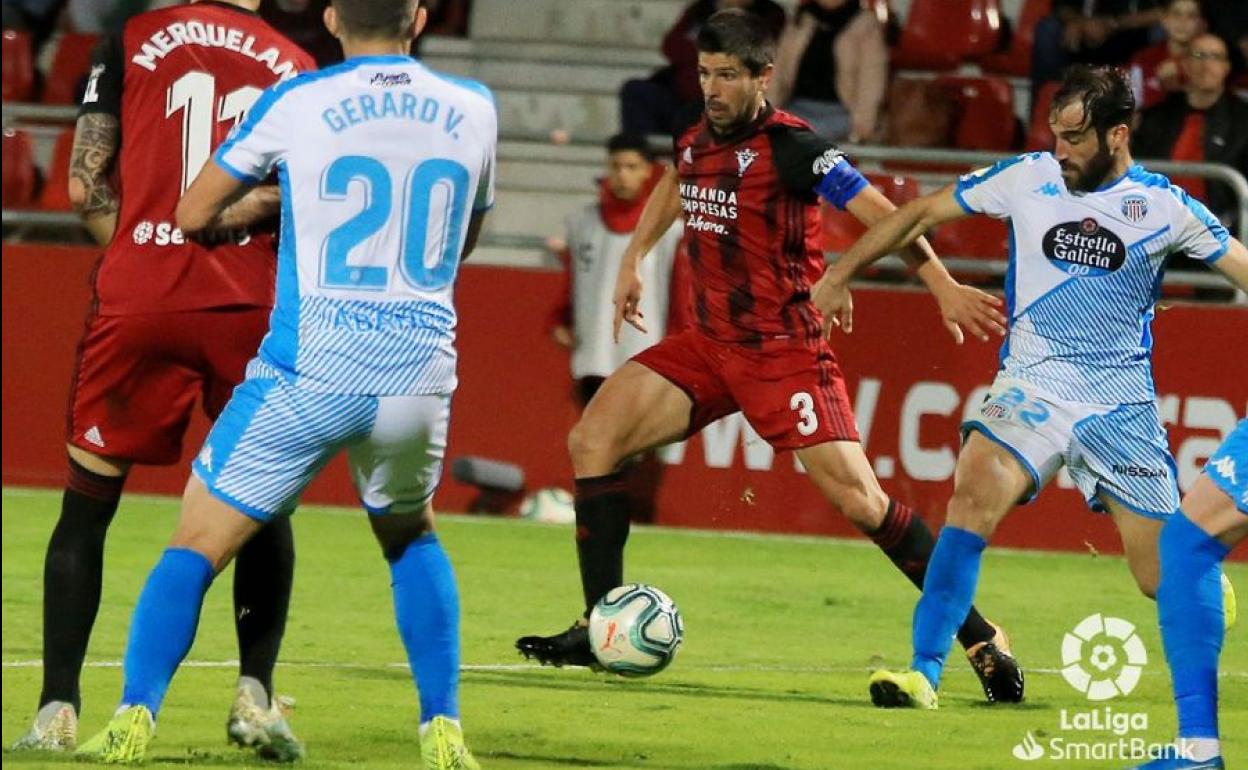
[790,392,818,436]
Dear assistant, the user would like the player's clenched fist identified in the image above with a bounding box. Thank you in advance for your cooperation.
[612,259,647,342]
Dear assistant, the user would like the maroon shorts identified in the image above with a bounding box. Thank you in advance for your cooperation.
[632,328,859,450]
[67,307,270,465]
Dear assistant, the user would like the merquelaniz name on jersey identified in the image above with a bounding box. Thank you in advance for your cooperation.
[130,21,301,80]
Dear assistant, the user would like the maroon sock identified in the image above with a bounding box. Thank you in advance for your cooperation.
[574,472,632,616]
[870,499,996,649]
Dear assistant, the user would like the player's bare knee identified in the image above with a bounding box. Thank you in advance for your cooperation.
[568,415,624,474]
[946,486,1002,537]
[370,508,434,561]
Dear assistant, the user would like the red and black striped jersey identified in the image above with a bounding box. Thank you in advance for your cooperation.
[79,1,315,315]
[673,104,866,346]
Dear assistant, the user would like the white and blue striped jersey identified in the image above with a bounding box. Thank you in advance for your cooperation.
[215,54,497,396]
[955,152,1229,405]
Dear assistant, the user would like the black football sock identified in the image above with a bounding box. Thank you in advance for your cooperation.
[233,515,295,705]
[39,457,127,712]
[574,472,632,616]
[869,499,997,649]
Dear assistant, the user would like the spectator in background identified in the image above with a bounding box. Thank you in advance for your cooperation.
[3,0,66,49]
[547,134,684,522]
[1127,0,1204,110]
[770,0,887,142]
[65,0,176,35]
[549,134,683,407]
[1033,1,1164,91]
[260,0,341,66]
[1134,34,1248,228]
[261,0,469,66]
[1203,0,1248,73]
[619,0,785,137]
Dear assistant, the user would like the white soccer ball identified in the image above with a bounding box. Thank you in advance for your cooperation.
[518,487,575,524]
[589,584,683,677]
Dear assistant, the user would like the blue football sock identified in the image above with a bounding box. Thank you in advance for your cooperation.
[389,533,460,722]
[121,548,215,715]
[1158,512,1229,740]
[910,526,987,688]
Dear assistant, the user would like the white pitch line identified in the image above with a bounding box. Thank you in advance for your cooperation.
[3,659,1245,678]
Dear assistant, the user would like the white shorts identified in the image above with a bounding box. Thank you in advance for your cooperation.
[192,359,451,520]
[962,377,1179,519]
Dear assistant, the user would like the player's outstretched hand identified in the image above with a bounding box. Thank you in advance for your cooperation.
[812,270,853,338]
[935,282,1006,344]
[612,260,647,343]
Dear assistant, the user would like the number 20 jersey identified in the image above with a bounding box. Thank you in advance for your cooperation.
[81,2,315,315]
[955,152,1230,406]
[215,56,498,397]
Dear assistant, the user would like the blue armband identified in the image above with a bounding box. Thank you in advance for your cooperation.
[814,160,869,210]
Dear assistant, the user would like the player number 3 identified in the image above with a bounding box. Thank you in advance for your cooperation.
[790,392,819,436]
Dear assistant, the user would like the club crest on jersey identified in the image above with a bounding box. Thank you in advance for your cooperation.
[1121,195,1148,222]
[680,147,693,168]
[736,148,758,177]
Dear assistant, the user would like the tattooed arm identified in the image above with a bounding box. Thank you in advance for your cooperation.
[67,112,120,247]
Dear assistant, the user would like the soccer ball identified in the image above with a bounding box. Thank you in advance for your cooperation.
[518,487,575,524]
[588,584,683,677]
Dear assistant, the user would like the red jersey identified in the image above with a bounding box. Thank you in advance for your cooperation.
[1128,43,1184,110]
[79,1,315,315]
[674,104,867,346]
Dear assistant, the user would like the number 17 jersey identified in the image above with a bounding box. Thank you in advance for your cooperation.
[216,55,498,397]
[81,2,315,315]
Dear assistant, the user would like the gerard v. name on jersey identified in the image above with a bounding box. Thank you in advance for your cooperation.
[130,21,301,80]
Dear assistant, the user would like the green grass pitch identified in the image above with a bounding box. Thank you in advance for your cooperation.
[2,487,1245,768]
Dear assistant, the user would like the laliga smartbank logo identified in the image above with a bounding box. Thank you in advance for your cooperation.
[1060,613,1147,700]
[1010,614,1185,763]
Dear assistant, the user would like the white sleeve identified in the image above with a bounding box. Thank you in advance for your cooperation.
[473,103,498,212]
[214,84,292,183]
[953,153,1038,220]
[1168,185,1231,263]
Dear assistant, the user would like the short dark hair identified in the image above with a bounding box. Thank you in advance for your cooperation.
[331,0,419,40]
[1051,65,1135,139]
[695,9,775,76]
[606,133,654,161]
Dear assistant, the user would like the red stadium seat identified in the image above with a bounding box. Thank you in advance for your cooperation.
[933,75,1019,151]
[1025,80,1059,152]
[932,216,1010,260]
[981,0,1052,76]
[865,173,920,205]
[820,174,920,252]
[3,29,35,102]
[822,203,865,252]
[3,129,38,207]
[42,32,99,105]
[38,128,76,211]
[893,0,1004,71]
